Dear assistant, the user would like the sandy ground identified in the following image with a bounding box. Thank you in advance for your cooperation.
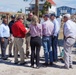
[0,13,76,75]
[0,17,76,75]
[0,40,76,75]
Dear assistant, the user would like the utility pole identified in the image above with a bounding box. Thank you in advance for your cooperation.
[35,0,39,17]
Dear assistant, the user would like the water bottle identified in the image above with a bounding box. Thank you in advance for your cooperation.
[60,49,64,57]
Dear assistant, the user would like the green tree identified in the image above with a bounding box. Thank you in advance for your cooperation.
[17,9,22,13]
[41,1,51,15]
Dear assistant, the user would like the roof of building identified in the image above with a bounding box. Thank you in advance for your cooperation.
[57,6,76,10]
[0,12,25,15]
[47,0,56,5]
[30,0,56,5]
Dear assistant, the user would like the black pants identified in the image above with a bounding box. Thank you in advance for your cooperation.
[0,37,8,58]
[30,36,41,66]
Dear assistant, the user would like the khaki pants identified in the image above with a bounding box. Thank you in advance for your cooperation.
[9,34,14,55]
[64,38,75,68]
[14,37,24,63]
[25,35,30,57]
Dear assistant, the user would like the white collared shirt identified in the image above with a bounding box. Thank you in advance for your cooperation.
[64,20,76,38]
[0,23,10,37]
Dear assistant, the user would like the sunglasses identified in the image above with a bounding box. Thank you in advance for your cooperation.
[63,16,67,18]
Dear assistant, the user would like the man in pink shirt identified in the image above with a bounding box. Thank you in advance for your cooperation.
[42,14,54,66]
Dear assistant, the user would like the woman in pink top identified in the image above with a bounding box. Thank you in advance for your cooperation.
[30,15,42,69]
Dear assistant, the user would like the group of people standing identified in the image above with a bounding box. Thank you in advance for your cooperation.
[24,13,60,68]
[0,12,76,69]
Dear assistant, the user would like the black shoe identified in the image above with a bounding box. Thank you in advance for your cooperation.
[9,54,13,57]
[2,57,8,60]
[20,62,26,65]
[42,63,48,67]
[49,62,53,66]
[36,66,40,69]
[69,65,73,69]
[54,60,58,63]
[31,65,34,68]
[14,62,19,64]
[18,54,20,57]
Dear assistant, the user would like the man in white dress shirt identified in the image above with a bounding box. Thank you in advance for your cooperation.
[0,17,10,60]
[63,13,76,69]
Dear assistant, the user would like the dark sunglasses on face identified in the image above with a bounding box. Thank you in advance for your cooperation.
[63,16,67,18]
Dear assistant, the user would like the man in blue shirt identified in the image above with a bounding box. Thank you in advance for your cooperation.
[50,14,60,62]
[0,17,10,60]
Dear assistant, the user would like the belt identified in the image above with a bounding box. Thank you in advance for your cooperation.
[4,37,8,39]
[15,37,22,38]
[43,35,52,37]
[64,36,75,41]
[66,36,75,39]
[31,36,40,38]
[14,36,22,38]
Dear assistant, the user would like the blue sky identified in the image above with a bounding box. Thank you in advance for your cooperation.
[54,0,76,8]
[0,0,76,13]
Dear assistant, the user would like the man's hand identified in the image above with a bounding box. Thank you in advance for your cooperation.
[1,38,4,43]
[8,37,11,41]
[52,35,57,38]
[26,29,30,33]
[26,28,30,34]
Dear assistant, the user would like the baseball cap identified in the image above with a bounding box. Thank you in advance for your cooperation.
[44,14,49,17]
[50,13,56,17]
[11,15,15,19]
[63,13,71,19]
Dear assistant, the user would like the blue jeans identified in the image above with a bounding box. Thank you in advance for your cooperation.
[42,36,53,63]
[52,36,58,61]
